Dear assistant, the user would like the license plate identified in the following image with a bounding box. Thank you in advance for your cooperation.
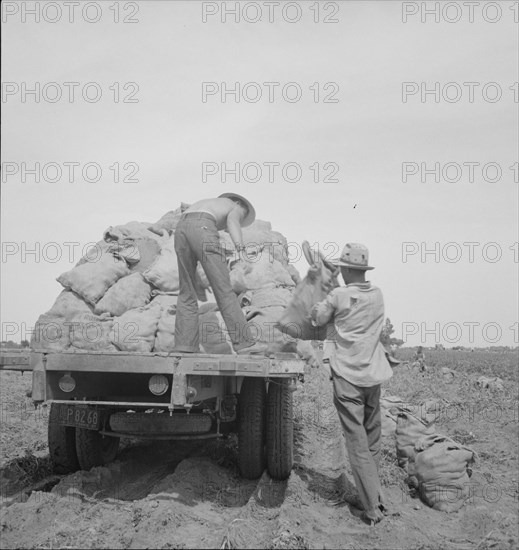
[57,404,102,430]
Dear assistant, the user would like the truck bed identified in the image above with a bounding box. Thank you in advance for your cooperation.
[1,348,304,375]
[2,348,305,408]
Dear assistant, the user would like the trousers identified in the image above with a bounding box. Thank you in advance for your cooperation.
[331,373,384,514]
[173,213,252,352]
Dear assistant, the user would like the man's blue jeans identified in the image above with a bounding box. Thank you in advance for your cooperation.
[174,213,252,352]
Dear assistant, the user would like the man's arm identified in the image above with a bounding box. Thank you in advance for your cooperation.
[226,208,245,250]
[311,290,337,327]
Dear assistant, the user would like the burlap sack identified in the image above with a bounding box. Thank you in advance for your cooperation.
[276,248,339,340]
[127,238,162,273]
[149,293,179,310]
[143,236,180,293]
[396,411,436,470]
[57,252,130,305]
[241,221,288,265]
[147,203,190,235]
[229,255,294,294]
[76,241,112,266]
[94,273,152,317]
[31,290,96,351]
[154,306,177,352]
[69,313,116,351]
[245,306,297,353]
[380,395,405,437]
[31,314,71,351]
[47,290,94,318]
[414,435,476,512]
[249,287,293,308]
[296,340,319,368]
[286,264,301,285]
[110,302,162,352]
[103,221,165,243]
[476,376,504,391]
[217,220,288,264]
[199,310,232,354]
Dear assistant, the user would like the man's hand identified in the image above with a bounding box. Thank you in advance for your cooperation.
[307,263,321,281]
[236,243,264,262]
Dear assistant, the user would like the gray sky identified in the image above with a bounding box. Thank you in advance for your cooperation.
[1,1,518,347]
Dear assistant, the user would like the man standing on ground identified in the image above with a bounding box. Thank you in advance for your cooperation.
[310,243,393,524]
[173,193,266,355]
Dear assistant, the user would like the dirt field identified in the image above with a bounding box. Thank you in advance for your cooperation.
[1,349,518,549]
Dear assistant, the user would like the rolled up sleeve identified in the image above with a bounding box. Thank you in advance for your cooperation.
[311,290,337,327]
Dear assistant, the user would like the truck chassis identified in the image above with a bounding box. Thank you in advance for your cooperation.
[2,349,305,481]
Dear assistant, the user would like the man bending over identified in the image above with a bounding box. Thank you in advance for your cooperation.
[174,193,266,355]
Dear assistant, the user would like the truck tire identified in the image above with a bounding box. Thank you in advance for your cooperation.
[266,379,293,480]
[75,428,119,471]
[238,378,266,479]
[48,403,80,474]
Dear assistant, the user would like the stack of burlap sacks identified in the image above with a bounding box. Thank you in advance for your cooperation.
[31,205,303,355]
[395,409,477,512]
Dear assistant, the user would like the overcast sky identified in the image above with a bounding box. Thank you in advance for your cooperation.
[1,0,518,347]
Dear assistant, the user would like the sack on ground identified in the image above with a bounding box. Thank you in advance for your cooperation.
[395,411,436,471]
[380,395,405,437]
[110,302,161,352]
[476,376,504,391]
[57,252,130,305]
[414,435,476,512]
[94,273,152,317]
[143,236,180,293]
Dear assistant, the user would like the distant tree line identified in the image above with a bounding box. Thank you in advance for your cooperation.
[0,340,29,349]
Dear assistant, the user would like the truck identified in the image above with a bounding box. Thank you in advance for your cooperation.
[0,348,305,481]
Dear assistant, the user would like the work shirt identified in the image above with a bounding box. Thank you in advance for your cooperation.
[312,282,393,387]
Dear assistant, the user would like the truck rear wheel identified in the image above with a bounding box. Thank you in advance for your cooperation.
[238,378,266,479]
[75,428,119,471]
[266,379,293,480]
[48,403,80,474]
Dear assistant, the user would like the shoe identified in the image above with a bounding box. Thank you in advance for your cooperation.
[362,507,385,526]
[236,342,269,355]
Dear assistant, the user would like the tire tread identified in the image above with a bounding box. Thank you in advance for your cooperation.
[266,379,293,480]
[238,378,266,479]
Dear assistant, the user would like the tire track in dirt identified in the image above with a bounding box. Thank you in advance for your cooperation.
[2,359,517,549]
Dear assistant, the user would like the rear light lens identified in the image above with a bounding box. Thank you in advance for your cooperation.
[149,375,169,396]
[58,374,76,393]
[186,386,197,401]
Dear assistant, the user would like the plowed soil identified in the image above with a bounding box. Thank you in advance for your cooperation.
[1,350,518,549]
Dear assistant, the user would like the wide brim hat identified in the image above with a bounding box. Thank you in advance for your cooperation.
[330,242,375,270]
[218,193,256,227]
